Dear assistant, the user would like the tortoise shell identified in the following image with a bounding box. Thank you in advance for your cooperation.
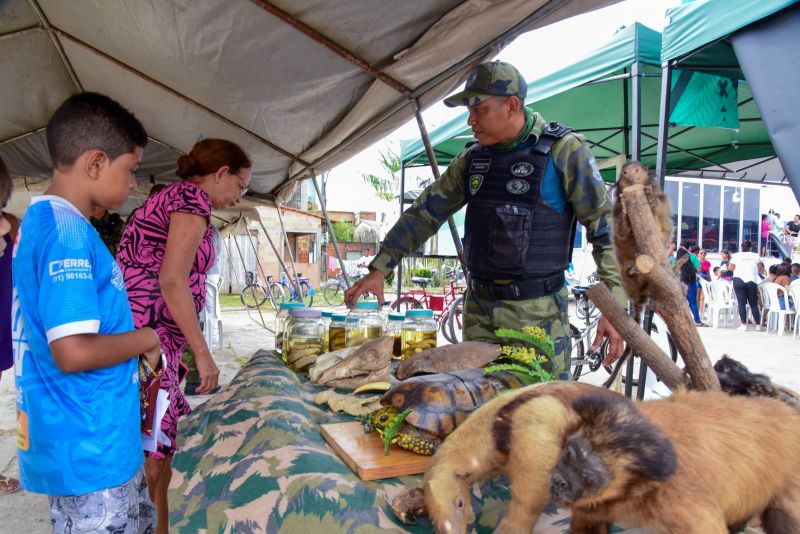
[380,368,524,438]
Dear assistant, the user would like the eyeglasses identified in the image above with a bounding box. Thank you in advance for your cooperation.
[230,171,249,198]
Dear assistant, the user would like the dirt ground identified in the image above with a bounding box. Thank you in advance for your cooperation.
[0,304,796,532]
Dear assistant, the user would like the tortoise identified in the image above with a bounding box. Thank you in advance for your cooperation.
[361,368,525,455]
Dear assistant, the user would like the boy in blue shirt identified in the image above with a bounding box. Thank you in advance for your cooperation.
[12,92,161,533]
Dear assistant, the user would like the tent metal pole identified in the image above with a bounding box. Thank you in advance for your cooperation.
[309,169,351,289]
[411,99,468,277]
[655,63,673,187]
[231,219,269,330]
[255,216,302,299]
[396,164,406,311]
[631,61,642,161]
[622,68,630,160]
[274,203,303,298]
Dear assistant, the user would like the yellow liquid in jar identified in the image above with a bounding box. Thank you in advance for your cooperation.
[345,326,384,347]
[285,337,323,372]
[328,326,346,351]
[400,330,437,360]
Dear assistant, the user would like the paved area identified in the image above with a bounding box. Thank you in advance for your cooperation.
[0,304,796,532]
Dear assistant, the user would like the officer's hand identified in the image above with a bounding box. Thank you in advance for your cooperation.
[344,269,385,308]
[593,316,624,365]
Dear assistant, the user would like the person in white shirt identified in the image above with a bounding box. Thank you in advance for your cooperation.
[728,240,763,331]
[355,247,374,277]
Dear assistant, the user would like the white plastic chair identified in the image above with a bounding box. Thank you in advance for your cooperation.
[708,280,737,328]
[199,276,224,350]
[759,282,794,335]
[790,282,800,338]
[698,278,713,324]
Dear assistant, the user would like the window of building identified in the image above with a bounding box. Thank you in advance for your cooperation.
[680,182,700,248]
[722,186,741,253]
[701,183,721,252]
[742,188,760,248]
[665,180,679,241]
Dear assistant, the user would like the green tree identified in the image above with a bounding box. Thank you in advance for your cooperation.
[362,149,401,202]
[332,220,355,242]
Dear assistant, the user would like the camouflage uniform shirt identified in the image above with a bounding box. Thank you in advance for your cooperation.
[370,111,626,307]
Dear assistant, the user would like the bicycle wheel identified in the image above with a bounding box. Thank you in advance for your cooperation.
[299,282,314,307]
[445,294,464,344]
[268,283,286,311]
[323,283,345,307]
[570,324,586,381]
[240,283,268,308]
[390,296,422,313]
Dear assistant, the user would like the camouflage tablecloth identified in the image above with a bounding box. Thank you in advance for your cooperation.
[168,350,634,533]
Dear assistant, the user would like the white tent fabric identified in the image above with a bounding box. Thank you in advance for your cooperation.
[0,0,615,202]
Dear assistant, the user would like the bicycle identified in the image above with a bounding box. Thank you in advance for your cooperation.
[278,270,315,306]
[322,271,368,307]
[239,271,286,311]
[390,268,466,338]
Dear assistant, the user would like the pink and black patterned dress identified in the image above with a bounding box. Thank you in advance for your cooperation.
[117,181,214,458]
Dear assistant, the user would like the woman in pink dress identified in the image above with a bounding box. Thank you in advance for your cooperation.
[117,139,251,533]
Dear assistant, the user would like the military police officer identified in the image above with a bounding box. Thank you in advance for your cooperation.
[344,61,626,375]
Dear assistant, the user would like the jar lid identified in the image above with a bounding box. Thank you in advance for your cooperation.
[321,311,334,318]
[279,302,305,310]
[290,308,321,318]
[332,313,348,322]
[388,312,405,321]
[406,309,434,318]
[354,301,379,310]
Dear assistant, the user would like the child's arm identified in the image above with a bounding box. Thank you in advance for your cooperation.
[159,211,219,394]
[50,327,160,373]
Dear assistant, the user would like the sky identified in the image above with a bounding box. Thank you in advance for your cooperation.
[322,0,684,213]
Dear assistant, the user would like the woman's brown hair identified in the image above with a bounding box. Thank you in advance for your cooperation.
[176,139,251,179]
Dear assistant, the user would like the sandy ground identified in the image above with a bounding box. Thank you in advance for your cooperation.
[0,303,797,532]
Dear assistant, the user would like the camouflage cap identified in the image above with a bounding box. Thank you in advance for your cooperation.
[444,61,527,108]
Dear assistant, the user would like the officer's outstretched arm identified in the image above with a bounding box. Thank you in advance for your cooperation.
[344,269,385,308]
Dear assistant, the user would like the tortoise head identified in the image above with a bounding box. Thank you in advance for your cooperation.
[362,406,399,433]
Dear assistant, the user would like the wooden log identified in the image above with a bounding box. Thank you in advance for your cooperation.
[618,164,720,391]
[587,283,688,391]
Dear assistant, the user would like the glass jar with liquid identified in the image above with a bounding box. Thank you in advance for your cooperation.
[345,301,384,347]
[401,309,437,360]
[285,308,323,372]
[320,310,333,352]
[386,312,405,358]
[328,313,347,351]
[275,302,305,360]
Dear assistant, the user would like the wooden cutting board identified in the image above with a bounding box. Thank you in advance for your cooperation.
[320,422,430,481]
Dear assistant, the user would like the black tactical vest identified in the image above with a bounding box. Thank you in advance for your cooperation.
[463,122,576,280]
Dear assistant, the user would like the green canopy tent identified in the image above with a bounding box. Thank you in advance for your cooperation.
[656,0,800,201]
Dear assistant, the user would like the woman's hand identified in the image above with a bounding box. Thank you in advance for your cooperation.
[194,349,220,394]
[142,328,162,370]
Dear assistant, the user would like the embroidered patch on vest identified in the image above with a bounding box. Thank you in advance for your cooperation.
[470,159,491,173]
[469,175,484,195]
[505,179,530,194]
[510,161,534,177]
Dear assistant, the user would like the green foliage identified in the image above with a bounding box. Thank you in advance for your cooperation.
[382,408,412,455]
[361,149,401,203]
[332,220,355,243]
[484,326,557,385]
[413,268,433,279]
[495,326,555,359]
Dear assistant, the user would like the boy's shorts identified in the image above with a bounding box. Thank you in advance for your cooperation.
[48,469,155,533]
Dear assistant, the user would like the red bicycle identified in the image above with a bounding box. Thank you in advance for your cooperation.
[390,268,465,341]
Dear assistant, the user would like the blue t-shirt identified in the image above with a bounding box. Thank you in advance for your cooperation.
[12,196,142,496]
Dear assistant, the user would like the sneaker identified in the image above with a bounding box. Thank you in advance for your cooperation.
[755,325,764,331]
[736,325,748,331]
